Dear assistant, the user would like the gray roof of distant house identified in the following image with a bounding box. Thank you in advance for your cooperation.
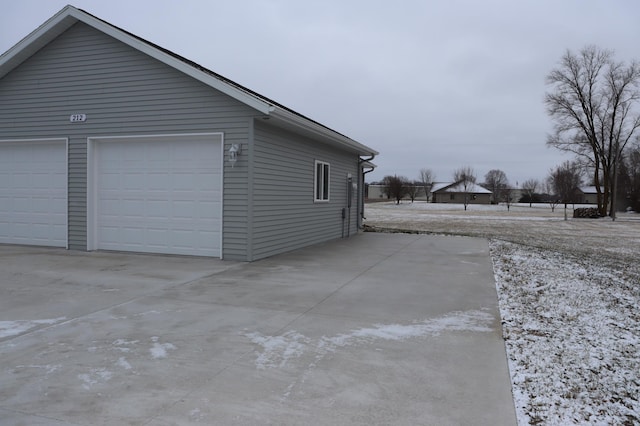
[431,182,492,194]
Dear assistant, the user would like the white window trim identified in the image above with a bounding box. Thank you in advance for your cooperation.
[314,160,330,202]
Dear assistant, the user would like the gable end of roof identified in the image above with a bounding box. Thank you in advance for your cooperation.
[0,5,377,156]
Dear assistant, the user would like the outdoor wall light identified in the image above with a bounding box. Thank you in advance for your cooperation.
[228,144,241,167]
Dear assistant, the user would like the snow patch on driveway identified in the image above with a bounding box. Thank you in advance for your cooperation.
[325,309,493,348]
[116,356,132,370]
[78,368,113,390]
[244,330,311,369]
[149,336,176,359]
[244,309,494,370]
[0,317,66,339]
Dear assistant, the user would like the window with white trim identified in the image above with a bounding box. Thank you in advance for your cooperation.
[314,160,330,202]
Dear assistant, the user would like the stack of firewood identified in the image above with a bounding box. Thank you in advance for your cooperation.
[573,207,601,218]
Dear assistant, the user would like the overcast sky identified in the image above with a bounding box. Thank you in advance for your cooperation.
[2,1,640,185]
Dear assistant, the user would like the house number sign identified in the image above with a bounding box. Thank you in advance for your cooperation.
[70,114,87,122]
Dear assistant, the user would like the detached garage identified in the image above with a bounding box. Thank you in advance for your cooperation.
[0,6,377,261]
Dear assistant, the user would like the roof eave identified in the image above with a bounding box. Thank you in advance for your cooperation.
[361,161,376,171]
[267,107,378,157]
[0,5,77,80]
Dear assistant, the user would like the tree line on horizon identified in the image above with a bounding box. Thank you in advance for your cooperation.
[369,167,573,210]
[370,45,640,218]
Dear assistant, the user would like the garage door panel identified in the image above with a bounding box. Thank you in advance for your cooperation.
[0,140,67,247]
[122,199,150,216]
[33,173,59,189]
[121,173,146,190]
[98,228,221,256]
[148,173,170,189]
[32,197,62,214]
[99,174,121,190]
[171,202,192,219]
[93,135,222,257]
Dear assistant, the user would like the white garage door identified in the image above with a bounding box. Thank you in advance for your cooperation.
[0,139,67,247]
[91,134,223,257]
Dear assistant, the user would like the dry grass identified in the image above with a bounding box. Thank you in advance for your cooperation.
[364,202,640,271]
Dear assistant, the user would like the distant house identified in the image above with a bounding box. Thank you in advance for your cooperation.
[431,182,492,204]
[0,6,378,261]
[576,187,602,204]
[366,184,431,201]
[366,184,387,200]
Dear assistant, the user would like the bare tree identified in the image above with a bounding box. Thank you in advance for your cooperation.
[521,179,540,207]
[383,175,409,205]
[626,144,640,211]
[503,187,514,211]
[406,181,419,203]
[453,166,476,211]
[419,168,434,202]
[543,181,560,213]
[380,176,391,199]
[545,45,640,217]
[483,169,508,204]
[548,161,583,220]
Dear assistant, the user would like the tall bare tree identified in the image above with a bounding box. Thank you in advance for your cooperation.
[521,179,540,207]
[545,45,640,217]
[483,169,508,204]
[419,168,434,202]
[453,166,476,211]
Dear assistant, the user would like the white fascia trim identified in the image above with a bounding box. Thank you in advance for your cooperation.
[0,6,77,79]
[269,107,378,157]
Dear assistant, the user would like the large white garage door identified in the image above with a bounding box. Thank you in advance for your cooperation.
[0,139,67,247]
[91,134,222,257]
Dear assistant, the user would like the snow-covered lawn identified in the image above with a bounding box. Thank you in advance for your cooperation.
[365,201,640,425]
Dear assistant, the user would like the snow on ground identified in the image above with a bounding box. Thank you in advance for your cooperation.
[491,241,639,425]
[365,201,640,425]
[244,309,496,402]
[0,317,66,339]
[243,309,494,370]
[149,336,176,359]
[78,368,113,390]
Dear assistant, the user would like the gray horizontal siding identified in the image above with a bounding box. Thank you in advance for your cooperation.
[0,22,254,259]
[251,120,359,260]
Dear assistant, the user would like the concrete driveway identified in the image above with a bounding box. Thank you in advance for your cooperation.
[0,233,516,426]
